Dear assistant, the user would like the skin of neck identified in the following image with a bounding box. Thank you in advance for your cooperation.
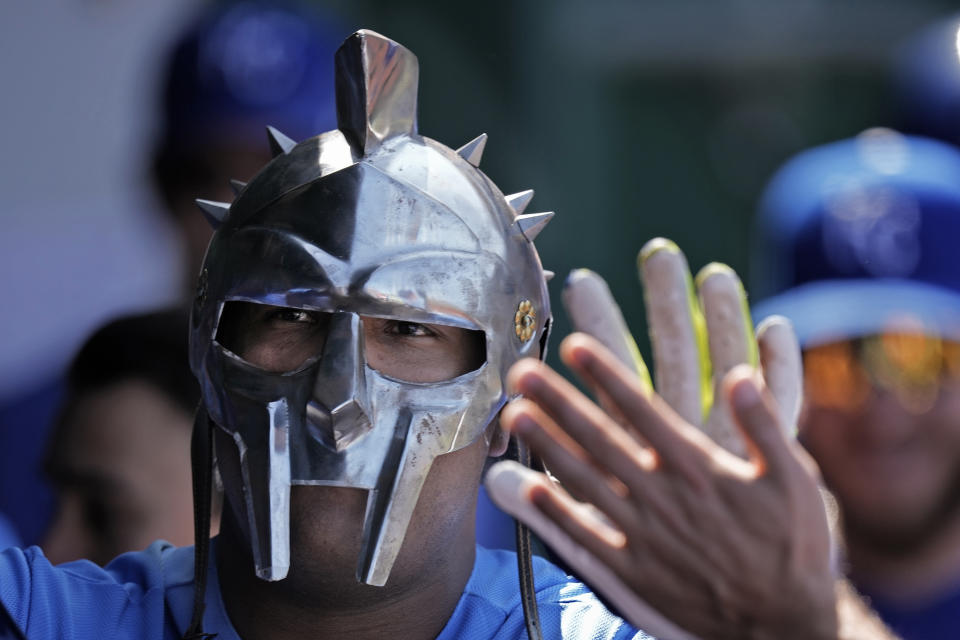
[216,439,490,640]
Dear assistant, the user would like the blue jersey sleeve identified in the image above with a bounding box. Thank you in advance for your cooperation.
[0,543,173,640]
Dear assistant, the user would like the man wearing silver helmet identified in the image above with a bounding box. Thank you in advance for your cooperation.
[0,30,895,640]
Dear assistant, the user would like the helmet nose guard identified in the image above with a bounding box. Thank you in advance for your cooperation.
[307,312,372,451]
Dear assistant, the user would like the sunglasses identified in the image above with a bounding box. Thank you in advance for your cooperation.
[802,333,960,414]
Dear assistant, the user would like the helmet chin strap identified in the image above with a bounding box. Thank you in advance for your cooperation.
[184,405,216,640]
[512,314,547,640]
[513,435,544,640]
[513,316,553,640]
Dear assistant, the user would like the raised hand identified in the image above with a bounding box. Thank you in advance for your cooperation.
[486,239,840,640]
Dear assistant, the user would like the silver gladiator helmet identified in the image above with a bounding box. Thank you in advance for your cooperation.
[189,29,553,586]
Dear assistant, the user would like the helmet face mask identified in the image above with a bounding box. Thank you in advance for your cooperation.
[190,30,552,586]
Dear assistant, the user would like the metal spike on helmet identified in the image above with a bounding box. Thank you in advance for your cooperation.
[230,179,247,196]
[195,199,230,229]
[456,133,487,167]
[505,189,535,215]
[515,211,554,242]
[266,126,297,157]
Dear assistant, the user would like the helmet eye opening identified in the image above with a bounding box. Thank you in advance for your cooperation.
[215,300,331,374]
[215,300,488,382]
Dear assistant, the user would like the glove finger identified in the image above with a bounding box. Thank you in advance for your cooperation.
[638,238,710,427]
[563,268,652,394]
[756,315,802,438]
[723,367,801,482]
[696,263,756,457]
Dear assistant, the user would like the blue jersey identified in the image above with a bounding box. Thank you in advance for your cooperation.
[862,580,960,640]
[0,540,650,639]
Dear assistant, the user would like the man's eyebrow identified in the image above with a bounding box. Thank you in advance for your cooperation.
[45,464,125,496]
[353,302,484,332]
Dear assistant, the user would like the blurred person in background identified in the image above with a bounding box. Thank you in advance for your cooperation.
[752,128,960,640]
[149,0,341,290]
[41,309,219,566]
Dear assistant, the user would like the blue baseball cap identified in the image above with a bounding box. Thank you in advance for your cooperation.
[159,0,344,149]
[750,129,960,346]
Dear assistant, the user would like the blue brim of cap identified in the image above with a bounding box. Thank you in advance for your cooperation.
[751,279,960,347]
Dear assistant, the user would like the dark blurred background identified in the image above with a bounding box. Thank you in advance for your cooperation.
[1,0,958,543]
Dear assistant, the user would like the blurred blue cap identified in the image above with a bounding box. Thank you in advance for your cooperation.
[160,0,344,149]
[750,129,960,346]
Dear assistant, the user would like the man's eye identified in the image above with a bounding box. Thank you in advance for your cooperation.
[387,321,434,337]
[267,308,318,324]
